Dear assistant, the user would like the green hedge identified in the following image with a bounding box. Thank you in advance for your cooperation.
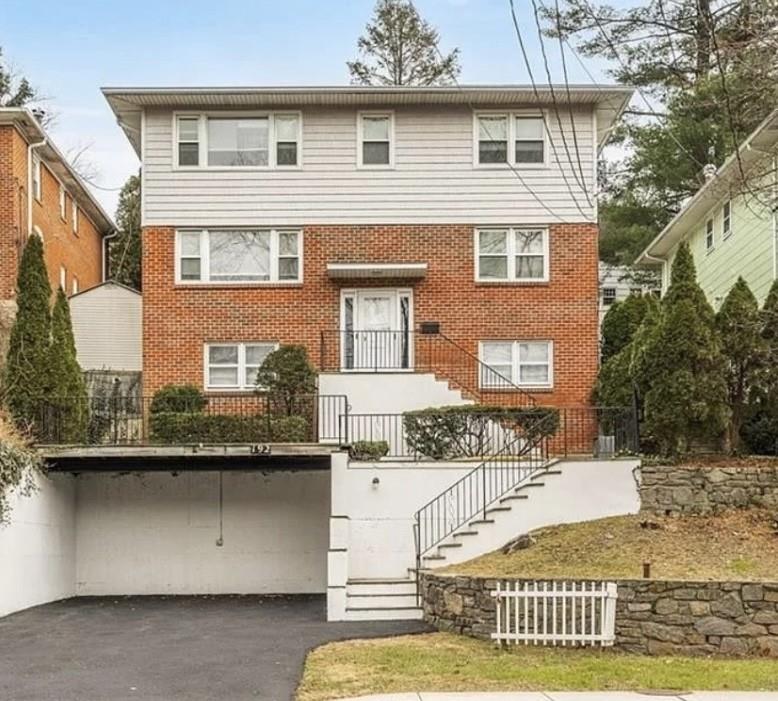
[349,440,390,461]
[149,385,208,414]
[402,405,560,460]
[149,412,310,444]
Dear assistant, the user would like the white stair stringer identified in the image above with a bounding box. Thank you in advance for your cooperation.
[343,576,422,621]
[420,458,640,569]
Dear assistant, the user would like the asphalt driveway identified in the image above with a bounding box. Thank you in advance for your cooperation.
[0,595,429,701]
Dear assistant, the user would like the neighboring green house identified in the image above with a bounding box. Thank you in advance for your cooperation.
[636,109,778,307]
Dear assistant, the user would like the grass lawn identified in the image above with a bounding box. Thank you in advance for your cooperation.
[441,510,778,581]
[296,632,778,700]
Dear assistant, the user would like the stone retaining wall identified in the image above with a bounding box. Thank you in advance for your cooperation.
[640,463,778,516]
[421,572,778,656]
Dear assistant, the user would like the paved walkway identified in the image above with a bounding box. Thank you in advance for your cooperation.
[341,694,778,701]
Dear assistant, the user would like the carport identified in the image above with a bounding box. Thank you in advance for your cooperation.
[44,444,337,597]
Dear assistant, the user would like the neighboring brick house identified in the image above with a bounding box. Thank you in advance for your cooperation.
[104,85,632,411]
[0,108,114,357]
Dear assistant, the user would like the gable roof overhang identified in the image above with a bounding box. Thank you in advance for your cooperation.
[0,108,115,235]
[635,108,778,264]
[102,84,634,157]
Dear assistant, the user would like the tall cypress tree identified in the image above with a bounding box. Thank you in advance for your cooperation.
[1,235,52,431]
[716,277,766,451]
[601,293,650,363]
[48,288,87,442]
[641,242,729,455]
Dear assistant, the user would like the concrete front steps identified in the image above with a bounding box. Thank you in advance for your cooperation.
[343,576,422,621]
[421,463,565,568]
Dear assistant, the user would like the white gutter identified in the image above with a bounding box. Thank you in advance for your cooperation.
[102,228,119,282]
[26,136,47,236]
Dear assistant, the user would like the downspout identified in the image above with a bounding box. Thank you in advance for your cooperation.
[102,228,118,282]
[26,136,47,236]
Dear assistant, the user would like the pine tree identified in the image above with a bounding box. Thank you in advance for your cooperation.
[640,242,729,455]
[48,288,87,442]
[347,0,460,86]
[741,280,778,454]
[108,174,141,290]
[716,277,766,451]
[1,235,52,431]
[600,293,649,363]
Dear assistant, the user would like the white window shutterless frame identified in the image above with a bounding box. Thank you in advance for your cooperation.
[357,112,394,168]
[173,112,302,169]
[340,289,413,371]
[175,229,302,284]
[479,340,554,389]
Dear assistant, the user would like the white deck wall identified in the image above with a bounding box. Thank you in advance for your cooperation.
[0,473,76,617]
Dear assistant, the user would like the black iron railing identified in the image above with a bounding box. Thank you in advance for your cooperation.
[36,393,349,446]
[320,328,537,407]
[411,406,638,583]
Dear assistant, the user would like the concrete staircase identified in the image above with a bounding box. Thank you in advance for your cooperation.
[344,574,422,621]
[421,464,563,568]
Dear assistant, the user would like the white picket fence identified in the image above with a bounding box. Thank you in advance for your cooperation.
[491,580,618,647]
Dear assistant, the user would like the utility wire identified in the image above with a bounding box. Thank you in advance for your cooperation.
[575,0,707,171]
[507,0,593,220]
[405,0,572,223]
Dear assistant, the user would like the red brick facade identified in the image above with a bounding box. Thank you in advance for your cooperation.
[143,223,599,407]
[0,124,104,301]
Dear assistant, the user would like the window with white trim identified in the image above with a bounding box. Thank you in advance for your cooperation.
[59,265,66,291]
[175,113,301,168]
[479,340,553,388]
[476,113,546,166]
[705,217,714,252]
[72,277,79,295]
[177,116,200,166]
[514,116,545,164]
[32,156,42,201]
[59,186,67,220]
[205,342,278,390]
[476,227,549,282]
[722,200,732,238]
[176,229,302,283]
[72,201,78,234]
[358,113,392,166]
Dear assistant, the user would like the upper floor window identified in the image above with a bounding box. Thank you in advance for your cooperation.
[32,155,42,201]
[358,113,393,167]
[175,114,301,169]
[479,340,553,389]
[603,287,617,306]
[177,117,200,166]
[59,265,67,291]
[475,113,546,166]
[705,217,714,252]
[72,277,79,295]
[59,186,67,220]
[476,227,549,282]
[722,200,732,238]
[176,229,302,284]
[72,201,79,234]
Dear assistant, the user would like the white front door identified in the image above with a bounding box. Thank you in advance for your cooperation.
[341,289,413,370]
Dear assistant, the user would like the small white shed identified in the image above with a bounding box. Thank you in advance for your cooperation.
[70,281,142,372]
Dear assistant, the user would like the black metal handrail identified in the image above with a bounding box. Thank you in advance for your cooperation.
[412,411,556,571]
[35,393,349,446]
[320,328,537,407]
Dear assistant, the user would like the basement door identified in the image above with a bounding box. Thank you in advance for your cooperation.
[340,289,413,371]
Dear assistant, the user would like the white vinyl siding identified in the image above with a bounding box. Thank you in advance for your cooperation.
[175,229,302,284]
[143,105,596,226]
[479,340,553,389]
[204,342,278,391]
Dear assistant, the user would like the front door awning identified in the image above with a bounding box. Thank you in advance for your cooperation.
[326,262,427,280]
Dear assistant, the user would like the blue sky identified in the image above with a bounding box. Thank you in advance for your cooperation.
[3,0,618,215]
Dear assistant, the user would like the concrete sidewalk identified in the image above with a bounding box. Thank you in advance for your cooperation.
[341,693,778,701]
